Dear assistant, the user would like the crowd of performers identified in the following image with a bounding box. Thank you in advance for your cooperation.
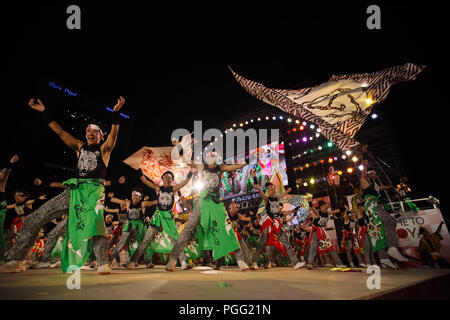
[1,97,449,275]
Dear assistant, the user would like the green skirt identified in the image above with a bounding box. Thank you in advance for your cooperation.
[123,219,147,257]
[150,209,179,240]
[60,178,106,273]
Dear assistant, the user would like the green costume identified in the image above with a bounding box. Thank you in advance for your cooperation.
[364,194,388,252]
[60,178,106,273]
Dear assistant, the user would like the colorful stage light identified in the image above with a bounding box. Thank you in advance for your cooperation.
[299,125,305,130]
[313,162,317,166]
[337,171,343,175]
[352,156,358,162]
[371,113,378,119]
[293,128,297,132]
[266,116,269,120]
[358,165,364,171]
[295,120,300,124]
[333,156,338,161]
[366,98,374,105]
[258,117,261,121]
[310,178,315,184]
[302,137,308,142]
[305,163,310,168]
[347,167,354,173]
[320,159,324,163]
[288,118,292,122]
[296,139,300,143]
[327,142,333,147]
[318,146,323,150]
[328,158,333,163]
[345,150,352,156]
[341,155,347,160]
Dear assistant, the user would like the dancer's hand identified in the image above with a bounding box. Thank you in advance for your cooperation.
[118,176,126,184]
[10,155,19,164]
[34,178,42,186]
[38,195,47,200]
[28,98,45,112]
[113,96,126,112]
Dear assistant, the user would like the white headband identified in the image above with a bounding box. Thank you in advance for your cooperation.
[205,152,221,165]
[87,124,105,140]
[132,191,142,197]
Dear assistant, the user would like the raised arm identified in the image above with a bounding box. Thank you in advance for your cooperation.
[0,155,19,192]
[101,96,125,165]
[173,171,193,192]
[277,187,292,200]
[109,197,128,206]
[28,99,84,152]
[140,175,160,193]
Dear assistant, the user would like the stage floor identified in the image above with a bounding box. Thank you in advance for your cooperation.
[0,265,449,300]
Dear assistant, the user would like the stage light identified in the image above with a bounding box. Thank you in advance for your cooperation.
[333,156,338,161]
[240,123,244,127]
[313,162,317,166]
[233,124,236,127]
[371,113,378,119]
[288,142,292,146]
[328,158,333,163]
[327,142,333,147]
[251,119,254,122]
[245,121,248,125]
[309,136,313,140]
[337,171,343,175]
[194,181,204,191]
[352,156,358,162]
[317,128,321,133]
[293,128,297,132]
[341,155,347,160]
[279,116,283,120]
[305,163,310,168]
[287,130,290,134]
[295,120,300,124]
[272,116,276,120]
[322,177,327,182]
[302,137,308,142]
[310,149,314,153]
[362,82,369,87]
[302,121,307,125]
[299,125,305,130]
[304,151,307,154]
[258,117,261,121]
[318,146,323,150]
[347,167,354,173]
[310,124,315,129]
[358,165,364,171]
[296,139,300,143]
[300,167,303,171]
[320,159,324,164]
[345,150,352,156]
[316,133,320,137]
[288,118,292,122]
[310,178,315,184]
[303,182,308,187]
[266,116,269,120]
[366,98,374,105]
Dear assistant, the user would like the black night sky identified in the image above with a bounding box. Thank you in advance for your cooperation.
[3,3,449,214]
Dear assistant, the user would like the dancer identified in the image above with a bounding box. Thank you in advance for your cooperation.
[360,144,408,268]
[227,202,253,266]
[341,211,365,267]
[107,188,157,265]
[165,152,250,271]
[356,206,377,266]
[0,155,19,262]
[305,201,346,270]
[0,96,126,274]
[124,170,193,269]
[249,183,304,270]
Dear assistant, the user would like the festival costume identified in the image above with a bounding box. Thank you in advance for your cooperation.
[109,199,149,264]
[128,185,187,265]
[306,212,344,267]
[167,165,246,270]
[341,219,363,266]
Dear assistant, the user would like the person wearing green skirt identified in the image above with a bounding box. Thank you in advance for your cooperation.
[166,152,250,271]
[0,97,126,275]
[108,188,157,265]
[124,170,193,269]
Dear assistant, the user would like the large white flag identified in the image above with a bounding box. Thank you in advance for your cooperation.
[230,63,425,150]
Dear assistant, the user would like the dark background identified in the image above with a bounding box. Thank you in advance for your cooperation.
[2,3,448,213]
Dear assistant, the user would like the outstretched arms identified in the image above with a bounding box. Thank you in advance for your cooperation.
[29,99,84,152]
[0,155,19,192]
[140,175,160,193]
[173,171,193,192]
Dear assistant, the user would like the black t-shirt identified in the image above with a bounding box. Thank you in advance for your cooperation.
[313,211,329,227]
[127,201,143,221]
[76,144,107,179]
[157,186,174,211]
[202,165,221,195]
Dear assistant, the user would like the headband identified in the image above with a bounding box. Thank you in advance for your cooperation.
[132,191,142,197]
[87,124,105,140]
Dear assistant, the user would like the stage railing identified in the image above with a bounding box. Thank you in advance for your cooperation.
[385,196,440,213]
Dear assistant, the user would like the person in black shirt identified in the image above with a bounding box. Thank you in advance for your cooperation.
[107,188,157,265]
[165,152,248,271]
[124,170,193,269]
[0,96,125,275]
